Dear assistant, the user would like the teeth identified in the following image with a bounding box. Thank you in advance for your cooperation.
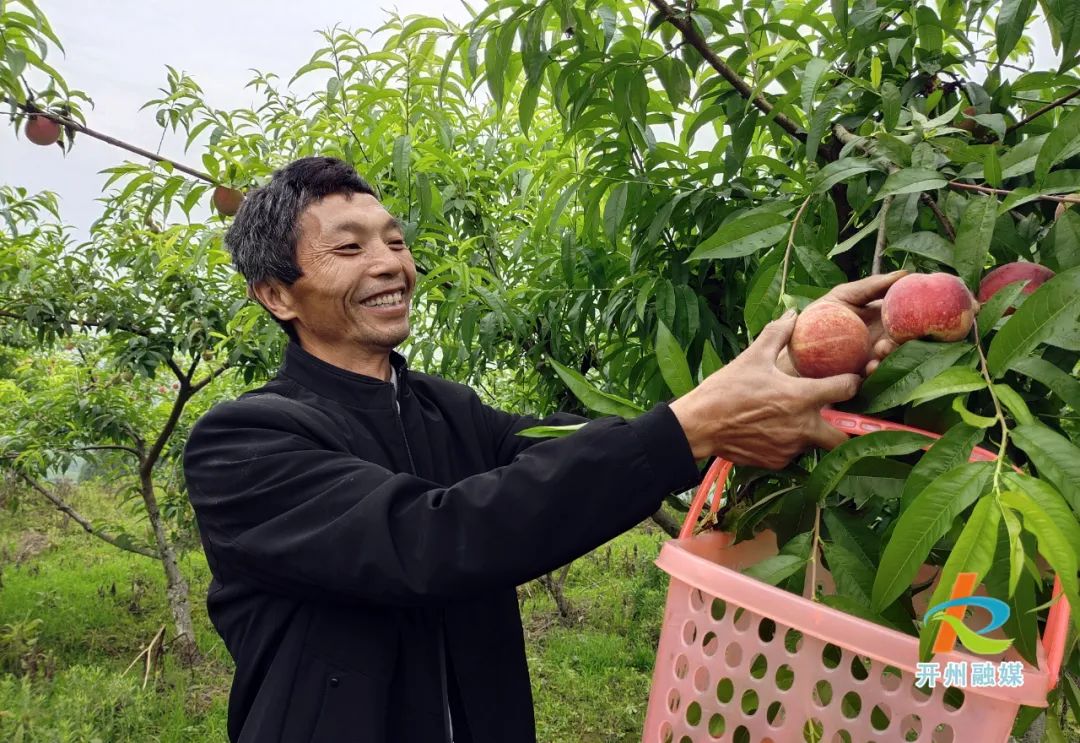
[361,290,404,307]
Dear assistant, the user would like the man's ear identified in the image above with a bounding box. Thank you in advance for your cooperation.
[250,279,298,323]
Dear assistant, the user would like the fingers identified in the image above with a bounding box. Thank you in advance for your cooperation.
[800,373,862,405]
[872,336,898,360]
[826,270,908,306]
[751,310,797,360]
[809,413,852,451]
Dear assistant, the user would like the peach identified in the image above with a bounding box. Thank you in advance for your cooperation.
[25,115,61,146]
[789,302,870,378]
[212,186,244,217]
[977,262,1054,314]
[882,273,977,343]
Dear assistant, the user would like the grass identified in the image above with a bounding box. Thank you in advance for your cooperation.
[0,482,673,742]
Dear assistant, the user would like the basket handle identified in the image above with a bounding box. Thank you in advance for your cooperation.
[676,408,1070,686]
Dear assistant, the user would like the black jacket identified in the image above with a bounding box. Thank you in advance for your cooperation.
[182,340,700,742]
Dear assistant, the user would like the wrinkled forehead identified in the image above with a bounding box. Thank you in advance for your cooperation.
[297,192,404,245]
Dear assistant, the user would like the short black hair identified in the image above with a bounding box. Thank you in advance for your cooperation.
[223,156,379,340]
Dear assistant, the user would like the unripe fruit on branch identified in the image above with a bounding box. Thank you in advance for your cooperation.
[882,273,978,343]
[212,186,244,217]
[977,262,1055,315]
[25,115,61,146]
[789,302,870,378]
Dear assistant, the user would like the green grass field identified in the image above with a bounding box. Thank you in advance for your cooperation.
[0,483,673,742]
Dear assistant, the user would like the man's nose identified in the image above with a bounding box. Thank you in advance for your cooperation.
[365,240,402,276]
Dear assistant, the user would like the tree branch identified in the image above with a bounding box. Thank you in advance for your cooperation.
[9,97,216,184]
[1005,88,1080,136]
[15,471,158,558]
[647,0,805,142]
[920,194,956,241]
[190,363,232,394]
[873,195,893,274]
[67,444,142,459]
[948,181,1080,204]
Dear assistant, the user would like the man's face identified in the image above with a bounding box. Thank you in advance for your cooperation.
[266,192,416,356]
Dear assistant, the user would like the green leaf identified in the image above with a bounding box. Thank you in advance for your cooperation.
[984,522,1040,665]
[805,430,932,503]
[515,423,587,439]
[742,554,807,586]
[977,281,1026,339]
[547,358,645,419]
[1010,425,1080,514]
[656,321,694,397]
[987,266,1080,376]
[996,0,1036,59]
[828,214,879,258]
[991,384,1035,426]
[1045,209,1080,272]
[881,82,901,131]
[860,341,974,413]
[872,463,994,612]
[603,182,628,245]
[801,58,830,115]
[836,458,912,504]
[916,496,1000,660]
[888,231,954,267]
[951,397,996,428]
[1009,356,1080,411]
[876,168,948,200]
[900,422,983,512]
[699,340,724,380]
[392,134,412,195]
[999,488,1080,634]
[811,158,879,194]
[1004,473,1080,557]
[953,196,997,289]
[999,504,1025,597]
[870,57,882,89]
[688,212,791,261]
[1035,106,1080,183]
[984,147,1003,189]
[902,366,985,405]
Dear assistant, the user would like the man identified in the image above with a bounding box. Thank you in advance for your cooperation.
[183,157,902,742]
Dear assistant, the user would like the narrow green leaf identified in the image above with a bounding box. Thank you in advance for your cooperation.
[876,168,948,200]
[996,0,1036,60]
[515,423,587,439]
[888,231,954,267]
[656,321,694,397]
[951,397,997,428]
[899,422,982,512]
[1045,209,1080,272]
[1009,356,1080,410]
[860,341,974,413]
[1010,425,1080,514]
[872,462,993,611]
[603,182,628,245]
[916,496,1000,659]
[984,147,1003,189]
[1035,105,1080,183]
[801,58,830,115]
[688,212,791,261]
[805,431,932,503]
[392,134,411,194]
[743,554,807,585]
[977,281,1026,340]
[992,384,1035,425]
[999,488,1080,634]
[811,158,879,194]
[984,524,1040,665]
[1000,505,1025,596]
[987,266,1080,376]
[548,358,645,419]
[902,366,985,405]
[1003,473,1080,560]
[953,196,998,289]
[699,340,724,380]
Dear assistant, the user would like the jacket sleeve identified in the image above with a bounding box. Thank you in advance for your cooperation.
[183,394,699,607]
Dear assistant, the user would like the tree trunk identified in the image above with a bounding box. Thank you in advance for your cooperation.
[139,473,199,666]
[650,507,681,538]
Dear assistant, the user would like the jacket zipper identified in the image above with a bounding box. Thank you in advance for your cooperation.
[392,381,453,743]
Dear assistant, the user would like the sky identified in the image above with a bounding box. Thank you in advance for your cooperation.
[1,0,473,231]
[1,1,1061,236]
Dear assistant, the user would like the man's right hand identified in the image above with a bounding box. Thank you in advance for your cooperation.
[669,310,859,469]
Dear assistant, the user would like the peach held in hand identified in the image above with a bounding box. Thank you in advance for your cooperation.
[789,302,870,378]
[882,273,977,343]
[977,262,1055,314]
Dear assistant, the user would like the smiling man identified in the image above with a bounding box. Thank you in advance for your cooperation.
[183,157,903,743]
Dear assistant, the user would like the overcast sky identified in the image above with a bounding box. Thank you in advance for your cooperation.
[1,1,1060,235]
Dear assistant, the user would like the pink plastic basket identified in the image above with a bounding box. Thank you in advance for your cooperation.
[642,410,1070,743]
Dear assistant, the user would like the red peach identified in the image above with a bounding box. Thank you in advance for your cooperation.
[25,115,61,146]
[882,273,977,343]
[789,302,870,378]
[212,186,244,217]
[977,262,1055,314]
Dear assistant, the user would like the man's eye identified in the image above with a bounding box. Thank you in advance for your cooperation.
[337,244,362,251]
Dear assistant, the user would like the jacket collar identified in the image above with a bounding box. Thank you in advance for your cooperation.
[277,339,410,409]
